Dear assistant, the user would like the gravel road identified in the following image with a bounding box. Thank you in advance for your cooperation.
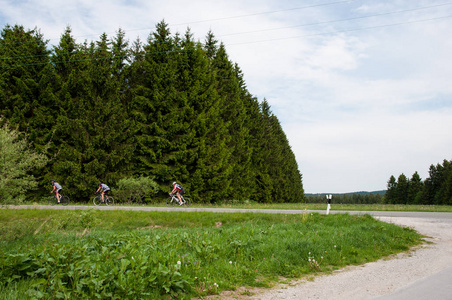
[248,216,452,300]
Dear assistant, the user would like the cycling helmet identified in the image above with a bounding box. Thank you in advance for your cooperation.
[172,182,177,185]
[51,179,55,183]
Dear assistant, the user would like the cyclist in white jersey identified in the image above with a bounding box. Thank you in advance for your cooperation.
[50,180,63,203]
[95,183,110,203]
[170,182,185,205]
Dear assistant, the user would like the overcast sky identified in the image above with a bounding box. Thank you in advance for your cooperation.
[1,0,452,193]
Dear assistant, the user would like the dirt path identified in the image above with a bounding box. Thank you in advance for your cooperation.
[244,216,452,300]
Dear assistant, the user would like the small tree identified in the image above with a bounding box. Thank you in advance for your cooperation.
[115,176,159,203]
[0,119,48,204]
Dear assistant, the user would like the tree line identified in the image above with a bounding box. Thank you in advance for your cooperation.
[385,159,452,205]
[306,158,452,206]
[306,192,384,205]
[0,22,304,204]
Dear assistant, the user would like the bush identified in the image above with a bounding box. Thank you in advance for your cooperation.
[115,176,159,203]
[0,119,48,204]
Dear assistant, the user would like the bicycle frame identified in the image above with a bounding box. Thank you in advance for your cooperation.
[166,193,191,207]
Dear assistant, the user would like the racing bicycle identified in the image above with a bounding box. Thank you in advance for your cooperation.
[166,193,191,207]
[48,193,69,206]
[93,193,115,206]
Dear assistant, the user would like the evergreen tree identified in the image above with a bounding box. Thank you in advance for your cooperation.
[0,23,306,204]
[176,29,232,202]
[210,43,252,200]
[396,174,408,204]
[130,20,182,187]
[204,30,218,61]
[0,25,50,131]
[385,175,397,204]
[433,160,452,205]
[49,31,134,199]
[407,171,423,204]
[258,100,303,202]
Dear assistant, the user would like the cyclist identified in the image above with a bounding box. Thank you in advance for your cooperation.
[50,179,62,204]
[95,183,111,203]
[170,182,185,205]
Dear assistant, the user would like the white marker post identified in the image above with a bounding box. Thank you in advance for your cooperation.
[326,194,332,215]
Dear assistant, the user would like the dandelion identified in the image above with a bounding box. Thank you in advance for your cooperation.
[334,245,337,248]
[177,261,181,265]
[229,261,232,264]
[214,283,219,288]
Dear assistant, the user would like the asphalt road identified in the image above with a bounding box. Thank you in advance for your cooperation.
[5,204,452,220]
[4,205,452,299]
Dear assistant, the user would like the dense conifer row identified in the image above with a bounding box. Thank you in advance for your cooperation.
[385,159,452,205]
[0,23,304,203]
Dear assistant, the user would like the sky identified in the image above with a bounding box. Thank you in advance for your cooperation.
[1,0,452,193]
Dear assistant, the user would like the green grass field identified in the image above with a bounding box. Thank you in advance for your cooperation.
[0,207,424,299]
[202,202,452,212]
[17,198,452,213]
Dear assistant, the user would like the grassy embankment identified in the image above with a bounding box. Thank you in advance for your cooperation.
[0,208,424,299]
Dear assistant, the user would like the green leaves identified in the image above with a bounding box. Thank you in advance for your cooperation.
[115,176,159,203]
[0,233,192,298]
[0,119,49,204]
[1,22,304,204]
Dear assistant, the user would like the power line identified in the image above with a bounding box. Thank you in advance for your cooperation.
[227,14,452,46]
[169,0,358,26]
[1,11,452,67]
[2,2,451,61]
[2,1,451,50]
[0,0,357,46]
[219,2,452,38]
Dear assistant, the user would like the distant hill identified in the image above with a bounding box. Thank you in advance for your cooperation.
[306,190,386,196]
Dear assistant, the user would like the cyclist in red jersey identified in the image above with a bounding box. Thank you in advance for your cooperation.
[170,182,185,205]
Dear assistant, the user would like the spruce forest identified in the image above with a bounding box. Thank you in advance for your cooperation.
[0,22,304,204]
[385,159,452,205]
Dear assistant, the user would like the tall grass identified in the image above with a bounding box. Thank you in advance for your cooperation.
[0,209,423,299]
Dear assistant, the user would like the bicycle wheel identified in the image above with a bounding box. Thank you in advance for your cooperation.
[166,196,176,207]
[60,195,69,206]
[93,195,102,206]
[106,196,114,206]
[183,197,192,207]
[48,195,57,206]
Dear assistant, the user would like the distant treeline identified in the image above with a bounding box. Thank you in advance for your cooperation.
[306,158,452,206]
[306,191,384,204]
[385,159,452,205]
[0,22,304,203]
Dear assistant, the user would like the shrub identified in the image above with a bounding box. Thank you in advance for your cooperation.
[115,176,159,203]
[0,119,48,204]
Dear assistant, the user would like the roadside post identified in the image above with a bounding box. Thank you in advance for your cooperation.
[326,194,332,215]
